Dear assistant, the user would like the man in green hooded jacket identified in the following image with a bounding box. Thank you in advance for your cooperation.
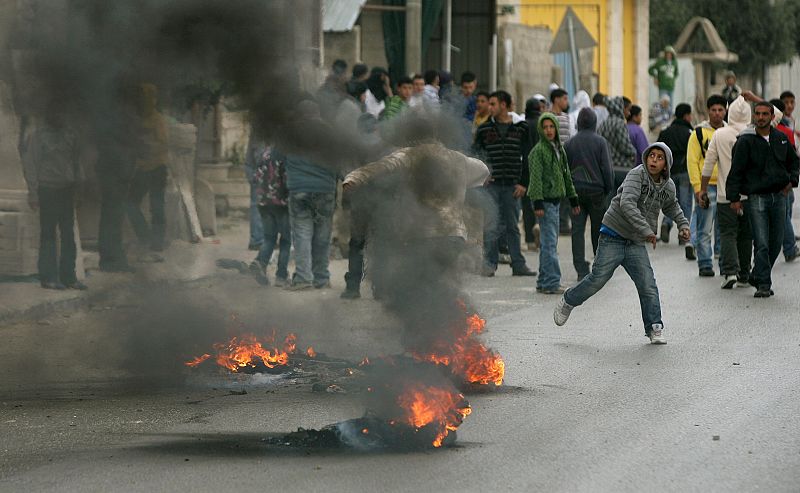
[648,45,679,110]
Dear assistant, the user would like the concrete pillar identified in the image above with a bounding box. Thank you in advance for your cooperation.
[405,0,422,76]
[636,0,650,124]
[606,0,624,96]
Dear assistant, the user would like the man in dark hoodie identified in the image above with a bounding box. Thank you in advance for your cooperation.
[598,96,637,187]
[565,107,614,279]
[728,101,800,297]
[657,103,694,244]
[554,143,690,344]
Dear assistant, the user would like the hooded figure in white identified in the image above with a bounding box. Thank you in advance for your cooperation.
[568,90,591,137]
[702,95,751,204]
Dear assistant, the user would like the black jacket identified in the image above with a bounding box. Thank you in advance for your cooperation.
[473,118,531,187]
[564,108,614,195]
[728,127,800,202]
[657,118,693,175]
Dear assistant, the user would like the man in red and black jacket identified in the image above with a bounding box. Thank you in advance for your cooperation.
[728,101,800,297]
[473,90,536,277]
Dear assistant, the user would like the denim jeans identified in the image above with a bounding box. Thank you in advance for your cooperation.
[659,89,674,111]
[571,191,607,278]
[662,172,693,230]
[256,205,291,280]
[38,186,77,285]
[694,185,717,269]
[288,192,335,285]
[249,182,265,247]
[717,203,752,278]
[483,183,526,271]
[564,233,663,334]
[745,193,786,289]
[537,201,562,290]
[783,190,797,256]
[126,166,167,251]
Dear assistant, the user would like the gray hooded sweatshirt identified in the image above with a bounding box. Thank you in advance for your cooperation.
[602,142,689,243]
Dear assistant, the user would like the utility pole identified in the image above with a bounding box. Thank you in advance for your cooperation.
[405,0,422,76]
[442,0,452,72]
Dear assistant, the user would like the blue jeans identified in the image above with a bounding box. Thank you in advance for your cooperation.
[288,192,335,285]
[564,233,663,335]
[745,193,786,289]
[662,172,693,231]
[248,179,264,247]
[483,183,526,271]
[537,201,562,289]
[783,190,797,256]
[694,185,717,269]
[255,205,291,280]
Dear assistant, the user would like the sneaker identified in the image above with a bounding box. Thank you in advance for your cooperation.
[785,248,799,262]
[720,275,737,289]
[480,266,496,277]
[498,253,512,265]
[685,245,696,260]
[314,280,332,289]
[553,295,573,326]
[736,274,750,287]
[512,267,537,276]
[754,288,772,298]
[64,281,88,290]
[273,276,289,288]
[340,289,361,299]
[699,268,715,277]
[538,286,566,294]
[286,280,313,291]
[649,324,667,344]
[660,223,671,243]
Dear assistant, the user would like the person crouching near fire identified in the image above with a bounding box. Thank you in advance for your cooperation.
[552,143,690,344]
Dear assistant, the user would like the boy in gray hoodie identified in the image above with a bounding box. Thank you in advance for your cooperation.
[553,142,690,344]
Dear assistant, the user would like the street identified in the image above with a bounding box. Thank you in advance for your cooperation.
[1,226,799,492]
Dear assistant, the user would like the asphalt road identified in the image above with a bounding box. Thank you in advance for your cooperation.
[1,233,799,492]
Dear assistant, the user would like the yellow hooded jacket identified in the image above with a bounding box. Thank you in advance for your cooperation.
[688,120,725,192]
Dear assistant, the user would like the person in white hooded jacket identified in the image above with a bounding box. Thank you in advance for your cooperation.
[701,96,753,289]
[568,90,591,138]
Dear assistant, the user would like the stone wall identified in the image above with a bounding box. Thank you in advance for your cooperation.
[497,23,553,112]
[324,28,361,65]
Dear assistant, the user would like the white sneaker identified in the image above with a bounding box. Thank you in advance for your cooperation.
[721,275,737,289]
[649,323,667,344]
[553,295,574,326]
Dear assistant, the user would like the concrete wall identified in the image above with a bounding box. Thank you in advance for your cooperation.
[324,28,361,65]
[359,6,388,70]
[497,23,553,113]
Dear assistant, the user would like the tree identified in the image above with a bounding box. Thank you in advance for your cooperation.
[650,0,795,78]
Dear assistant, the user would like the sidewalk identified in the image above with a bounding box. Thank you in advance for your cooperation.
[0,218,310,324]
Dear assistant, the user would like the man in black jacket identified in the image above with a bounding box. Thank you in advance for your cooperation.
[565,107,614,280]
[728,101,800,297]
[474,90,536,277]
[657,103,694,245]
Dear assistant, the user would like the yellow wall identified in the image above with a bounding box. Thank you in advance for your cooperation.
[623,0,636,100]
[518,1,607,92]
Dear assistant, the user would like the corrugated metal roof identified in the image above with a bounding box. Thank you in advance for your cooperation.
[322,0,366,32]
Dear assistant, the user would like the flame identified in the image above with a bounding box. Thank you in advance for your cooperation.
[185,332,299,372]
[411,311,505,386]
[395,382,471,447]
[184,353,211,367]
[306,346,317,358]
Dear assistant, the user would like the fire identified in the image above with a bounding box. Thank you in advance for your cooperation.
[411,311,505,386]
[184,353,211,367]
[185,332,299,372]
[306,346,317,358]
[395,382,472,447]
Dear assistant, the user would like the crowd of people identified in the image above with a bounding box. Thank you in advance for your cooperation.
[23,55,799,347]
